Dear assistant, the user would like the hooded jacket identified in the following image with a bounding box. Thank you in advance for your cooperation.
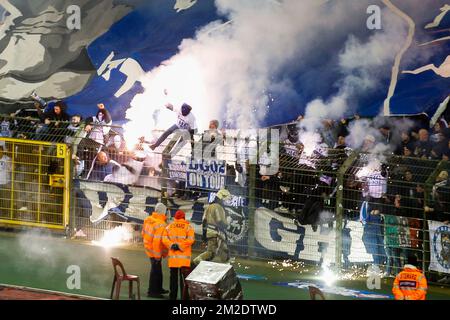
[202,202,228,240]
[142,212,168,259]
[393,265,427,300]
[162,218,195,268]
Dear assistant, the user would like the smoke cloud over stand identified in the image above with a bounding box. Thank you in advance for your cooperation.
[123,0,437,147]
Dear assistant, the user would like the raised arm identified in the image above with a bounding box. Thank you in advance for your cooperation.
[34,102,45,119]
[163,89,174,111]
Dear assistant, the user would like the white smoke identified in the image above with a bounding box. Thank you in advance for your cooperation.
[350,114,415,181]
[301,7,409,136]
[123,0,435,148]
[11,228,134,293]
[299,131,323,157]
[92,225,134,248]
[356,158,383,179]
[123,0,355,143]
[17,229,60,270]
[346,119,380,150]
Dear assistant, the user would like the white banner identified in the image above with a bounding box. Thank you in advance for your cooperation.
[428,221,450,274]
[186,160,226,190]
[255,208,372,263]
[77,181,373,263]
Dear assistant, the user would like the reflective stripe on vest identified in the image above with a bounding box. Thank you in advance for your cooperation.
[143,230,153,237]
[153,223,165,230]
[207,224,219,231]
[169,255,191,260]
[146,247,167,256]
[168,235,187,239]
[167,235,193,240]
[418,287,427,291]
[399,287,419,291]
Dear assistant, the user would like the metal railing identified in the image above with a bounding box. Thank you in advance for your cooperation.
[0,136,70,230]
[2,113,450,283]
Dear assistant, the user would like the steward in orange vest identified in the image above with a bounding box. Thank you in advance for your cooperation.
[393,264,427,300]
[142,214,156,258]
[162,210,195,300]
[142,203,169,298]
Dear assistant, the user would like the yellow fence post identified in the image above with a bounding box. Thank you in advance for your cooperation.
[63,144,71,229]
[0,137,69,231]
[37,144,42,223]
[9,140,15,220]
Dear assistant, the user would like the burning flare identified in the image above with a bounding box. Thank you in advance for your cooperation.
[319,262,338,287]
[356,160,381,179]
[123,55,208,149]
[92,226,133,248]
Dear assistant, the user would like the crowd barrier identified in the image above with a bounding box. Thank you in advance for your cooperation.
[0,136,70,229]
[1,114,449,283]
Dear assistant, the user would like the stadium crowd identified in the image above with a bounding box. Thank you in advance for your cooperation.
[1,100,450,212]
[1,98,450,280]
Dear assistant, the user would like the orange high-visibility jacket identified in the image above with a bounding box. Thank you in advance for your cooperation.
[393,265,427,300]
[162,218,195,268]
[142,215,156,258]
[142,212,168,259]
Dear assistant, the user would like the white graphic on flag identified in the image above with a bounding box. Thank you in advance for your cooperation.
[429,221,450,274]
[425,4,450,29]
[382,0,416,116]
[97,51,146,98]
[174,0,197,13]
[402,55,450,78]
[420,5,450,46]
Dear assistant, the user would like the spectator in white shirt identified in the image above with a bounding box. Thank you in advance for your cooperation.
[0,117,11,137]
[150,102,197,151]
[363,170,387,200]
[86,103,112,145]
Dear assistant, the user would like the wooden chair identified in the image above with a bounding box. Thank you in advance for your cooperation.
[110,257,141,300]
[308,286,326,300]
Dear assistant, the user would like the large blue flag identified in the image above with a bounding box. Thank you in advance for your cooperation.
[0,0,449,127]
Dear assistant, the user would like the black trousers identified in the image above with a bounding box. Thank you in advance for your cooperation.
[148,258,164,294]
[169,267,191,300]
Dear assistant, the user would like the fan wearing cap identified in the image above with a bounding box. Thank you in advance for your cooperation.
[150,93,197,150]
[361,135,376,152]
[162,210,195,300]
[193,188,231,266]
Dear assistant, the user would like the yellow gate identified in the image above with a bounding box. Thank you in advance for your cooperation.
[0,138,70,230]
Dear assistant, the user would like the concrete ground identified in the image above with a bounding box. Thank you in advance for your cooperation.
[0,230,449,300]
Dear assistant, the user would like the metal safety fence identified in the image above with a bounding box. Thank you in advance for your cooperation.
[2,113,450,284]
[338,153,450,283]
[0,136,70,229]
